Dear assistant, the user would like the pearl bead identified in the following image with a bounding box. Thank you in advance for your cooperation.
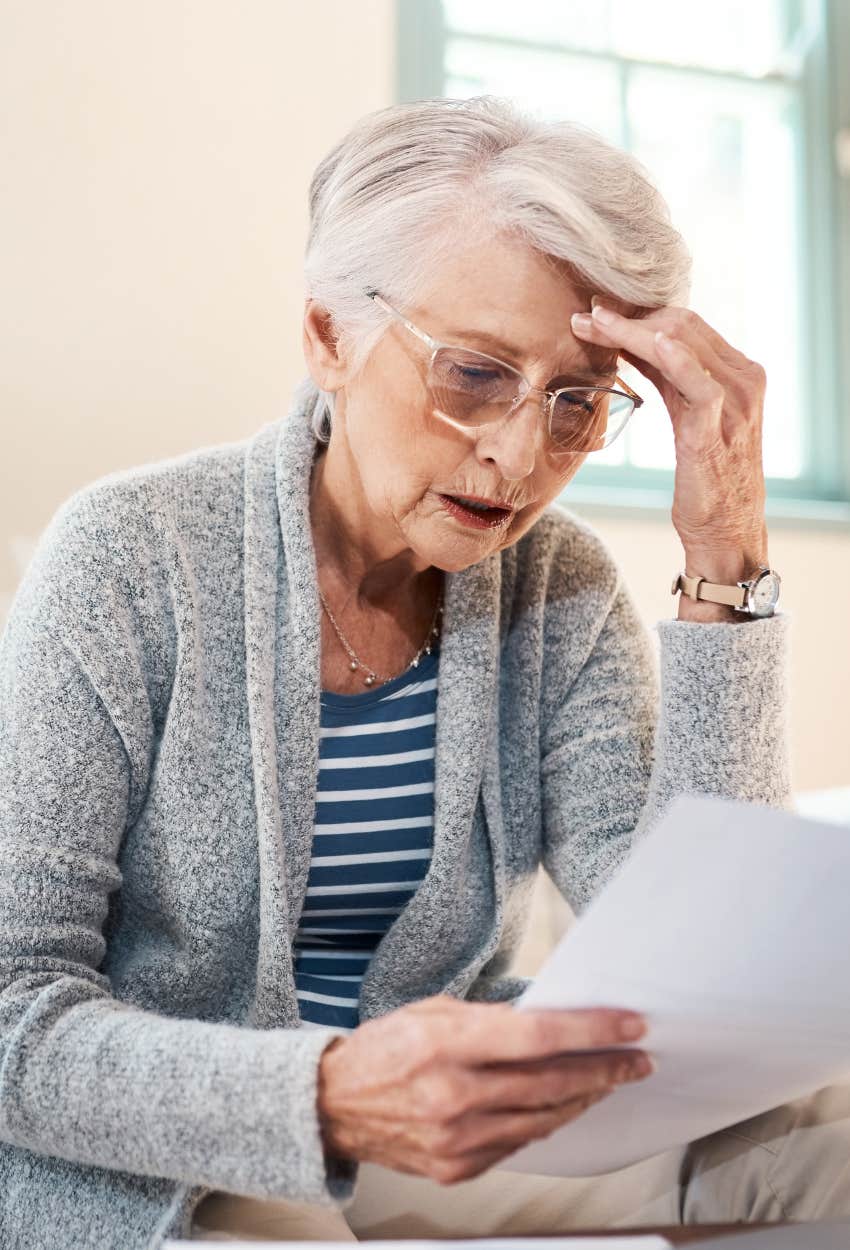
[349,660,358,671]
[364,674,375,686]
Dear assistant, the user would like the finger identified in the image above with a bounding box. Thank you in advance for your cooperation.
[367,1141,517,1185]
[577,317,756,441]
[572,308,728,399]
[665,307,753,371]
[400,1049,648,1128]
[458,1049,654,1114]
[436,1146,516,1183]
[430,1089,614,1161]
[618,342,725,404]
[653,331,725,431]
[435,1003,647,1065]
[622,335,753,429]
[374,1088,612,1184]
[591,298,753,371]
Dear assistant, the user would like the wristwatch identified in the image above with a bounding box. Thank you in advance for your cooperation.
[671,565,781,619]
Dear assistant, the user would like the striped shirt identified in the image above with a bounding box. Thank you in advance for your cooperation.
[293,645,439,1031]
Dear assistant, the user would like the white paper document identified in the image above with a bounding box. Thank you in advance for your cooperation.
[504,793,850,1176]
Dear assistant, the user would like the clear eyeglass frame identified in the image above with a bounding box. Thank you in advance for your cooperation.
[365,288,644,454]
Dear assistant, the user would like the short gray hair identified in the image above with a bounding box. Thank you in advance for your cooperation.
[296,94,692,442]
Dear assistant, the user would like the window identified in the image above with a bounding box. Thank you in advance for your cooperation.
[397,0,850,517]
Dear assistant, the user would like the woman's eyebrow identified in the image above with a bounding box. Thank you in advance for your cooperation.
[546,365,618,387]
[450,327,616,383]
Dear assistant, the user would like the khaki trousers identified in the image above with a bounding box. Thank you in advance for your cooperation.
[188,1083,850,1241]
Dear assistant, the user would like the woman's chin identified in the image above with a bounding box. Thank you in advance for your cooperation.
[416,518,512,572]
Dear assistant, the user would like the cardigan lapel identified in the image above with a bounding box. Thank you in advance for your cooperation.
[242,418,292,1029]
[243,400,506,1029]
[357,547,506,1017]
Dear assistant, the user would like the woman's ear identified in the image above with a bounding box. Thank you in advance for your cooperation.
[302,299,350,391]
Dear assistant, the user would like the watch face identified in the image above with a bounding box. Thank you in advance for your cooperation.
[749,571,781,617]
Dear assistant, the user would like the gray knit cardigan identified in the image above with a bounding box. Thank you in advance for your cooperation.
[0,394,790,1249]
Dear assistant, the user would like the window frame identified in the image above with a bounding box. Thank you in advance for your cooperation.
[395,0,850,525]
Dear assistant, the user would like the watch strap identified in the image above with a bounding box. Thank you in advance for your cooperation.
[671,571,748,609]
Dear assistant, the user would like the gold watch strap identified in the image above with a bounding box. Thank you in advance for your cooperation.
[670,571,748,609]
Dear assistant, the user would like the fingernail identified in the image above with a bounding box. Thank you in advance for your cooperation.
[591,304,616,325]
[571,312,592,328]
[619,1015,646,1041]
[630,1055,655,1079]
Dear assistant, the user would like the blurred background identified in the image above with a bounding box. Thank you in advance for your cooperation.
[1,1,848,820]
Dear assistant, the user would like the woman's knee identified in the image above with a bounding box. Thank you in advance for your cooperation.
[681,1083,850,1224]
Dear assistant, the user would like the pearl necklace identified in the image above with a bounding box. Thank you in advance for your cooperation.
[318,583,444,687]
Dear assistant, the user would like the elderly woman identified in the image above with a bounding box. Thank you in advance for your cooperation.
[2,95,849,1249]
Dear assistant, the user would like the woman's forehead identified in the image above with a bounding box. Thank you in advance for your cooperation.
[407,251,627,378]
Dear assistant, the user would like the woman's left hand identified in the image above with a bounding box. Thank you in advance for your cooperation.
[571,300,770,619]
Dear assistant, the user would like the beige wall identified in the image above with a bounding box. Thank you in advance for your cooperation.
[0,0,395,596]
[2,1,848,792]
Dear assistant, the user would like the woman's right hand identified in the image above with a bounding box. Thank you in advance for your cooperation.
[316,993,653,1183]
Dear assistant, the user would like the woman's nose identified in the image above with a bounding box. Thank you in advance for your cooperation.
[474,393,544,480]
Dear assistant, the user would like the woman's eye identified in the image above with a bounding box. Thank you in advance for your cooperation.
[451,366,499,382]
[555,393,595,415]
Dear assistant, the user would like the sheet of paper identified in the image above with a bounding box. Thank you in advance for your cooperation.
[504,793,850,1176]
[164,1239,671,1249]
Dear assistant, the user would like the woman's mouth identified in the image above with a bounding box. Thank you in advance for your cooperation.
[437,493,515,530]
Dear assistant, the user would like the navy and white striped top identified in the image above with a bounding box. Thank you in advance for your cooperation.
[293,645,439,1031]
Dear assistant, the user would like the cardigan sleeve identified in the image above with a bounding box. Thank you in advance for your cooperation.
[0,490,355,1206]
[539,572,792,915]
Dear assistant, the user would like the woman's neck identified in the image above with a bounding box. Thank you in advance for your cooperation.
[309,439,436,612]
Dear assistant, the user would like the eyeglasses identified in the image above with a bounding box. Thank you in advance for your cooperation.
[366,289,643,455]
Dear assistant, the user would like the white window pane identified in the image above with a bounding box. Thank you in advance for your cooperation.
[618,360,675,471]
[609,0,796,77]
[589,430,628,468]
[445,0,799,78]
[444,0,610,54]
[627,68,805,477]
[445,37,621,136]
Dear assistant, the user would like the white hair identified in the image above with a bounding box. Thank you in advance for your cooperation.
[297,94,692,442]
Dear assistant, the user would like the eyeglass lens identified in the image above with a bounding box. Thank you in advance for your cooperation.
[428,347,634,452]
